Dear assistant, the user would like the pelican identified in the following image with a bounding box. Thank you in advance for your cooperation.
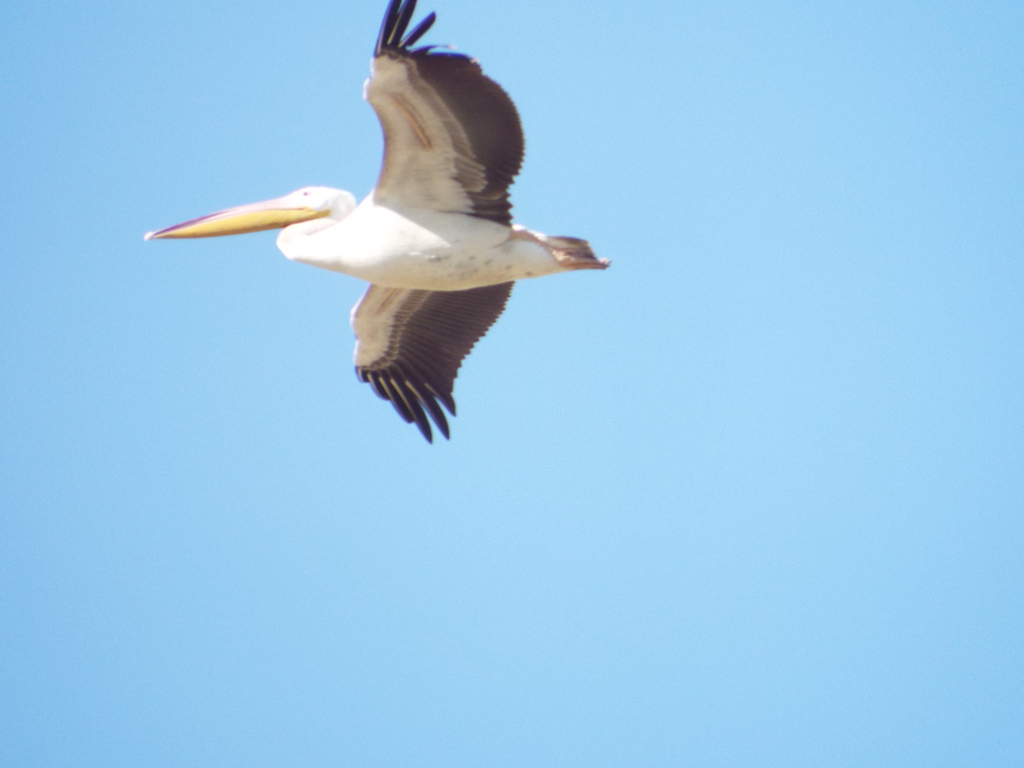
[146,0,608,442]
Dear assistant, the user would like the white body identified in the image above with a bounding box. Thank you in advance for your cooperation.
[278,194,566,290]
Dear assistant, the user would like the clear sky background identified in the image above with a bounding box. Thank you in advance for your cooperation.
[2,0,1022,765]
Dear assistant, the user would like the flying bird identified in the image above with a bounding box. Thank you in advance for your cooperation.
[146,0,608,441]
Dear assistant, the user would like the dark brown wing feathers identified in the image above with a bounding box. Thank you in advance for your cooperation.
[356,282,514,442]
[410,54,523,224]
[374,0,524,225]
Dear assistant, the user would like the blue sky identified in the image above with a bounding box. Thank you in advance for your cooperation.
[2,0,1022,765]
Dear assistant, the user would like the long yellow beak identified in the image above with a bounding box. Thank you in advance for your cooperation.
[144,196,330,240]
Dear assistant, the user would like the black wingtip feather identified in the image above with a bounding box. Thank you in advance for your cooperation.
[390,376,435,443]
[402,12,436,50]
[375,0,437,57]
[357,366,448,443]
[395,362,452,439]
[375,0,402,55]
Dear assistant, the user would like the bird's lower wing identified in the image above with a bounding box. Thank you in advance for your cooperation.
[351,281,514,441]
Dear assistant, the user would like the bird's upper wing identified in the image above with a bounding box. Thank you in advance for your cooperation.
[351,281,514,441]
[365,0,524,225]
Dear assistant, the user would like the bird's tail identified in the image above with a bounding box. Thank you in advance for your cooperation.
[545,235,609,270]
[512,226,610,270]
